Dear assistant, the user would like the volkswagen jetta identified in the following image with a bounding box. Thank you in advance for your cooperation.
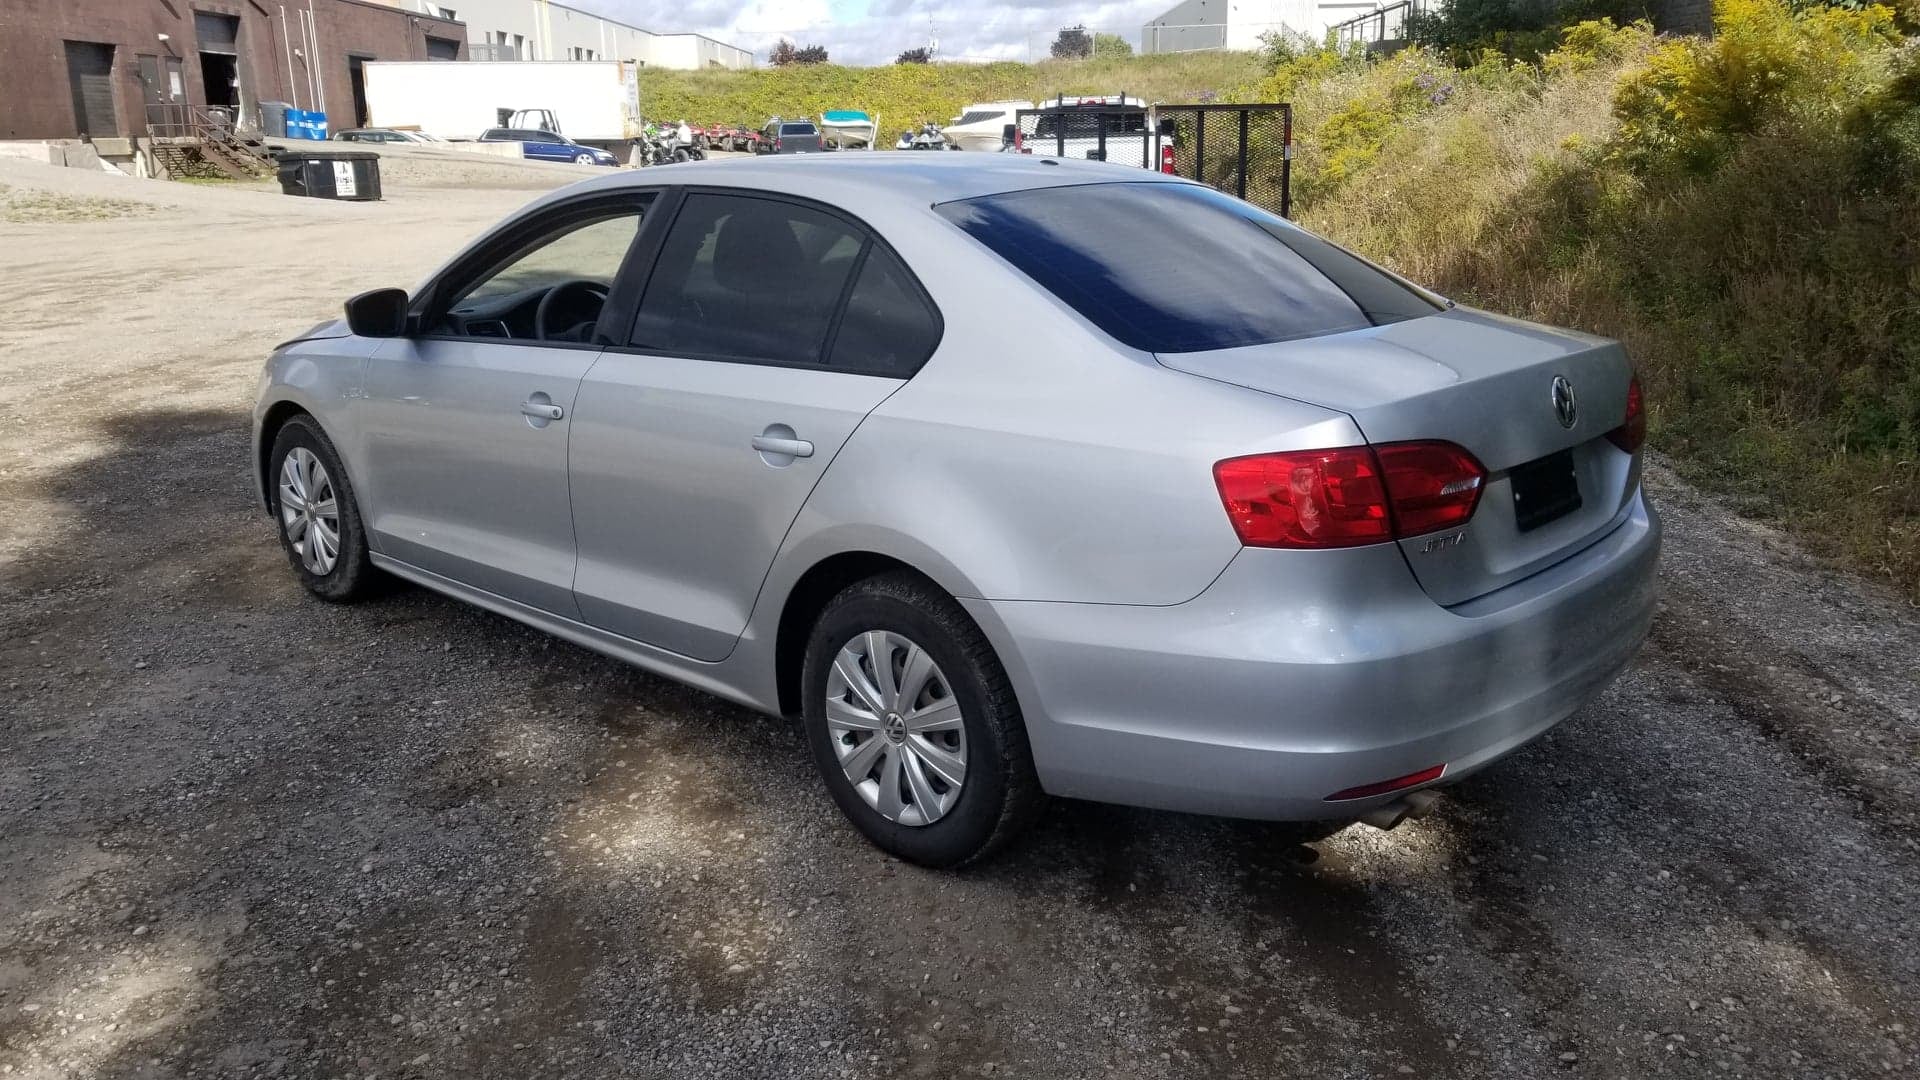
[251,155,1659,867]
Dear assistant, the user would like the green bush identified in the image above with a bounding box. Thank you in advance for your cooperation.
[1611,0,1901,170]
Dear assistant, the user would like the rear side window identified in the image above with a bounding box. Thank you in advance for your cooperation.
[631,193,863,365]
[936,182,1440,353]
[827,245,941,377]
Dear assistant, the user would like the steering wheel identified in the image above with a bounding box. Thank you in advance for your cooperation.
[534,279,610,342]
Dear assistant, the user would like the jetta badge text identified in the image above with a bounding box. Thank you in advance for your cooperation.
[1551,374,1578,429]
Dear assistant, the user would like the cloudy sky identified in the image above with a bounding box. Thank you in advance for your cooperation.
[599,0,1180,66]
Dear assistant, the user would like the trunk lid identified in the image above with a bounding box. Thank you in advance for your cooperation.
[1159,308,1641,605]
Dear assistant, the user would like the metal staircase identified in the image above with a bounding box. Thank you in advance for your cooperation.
[144,104,278,181]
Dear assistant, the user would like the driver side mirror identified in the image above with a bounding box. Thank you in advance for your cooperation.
[345,287,409,338]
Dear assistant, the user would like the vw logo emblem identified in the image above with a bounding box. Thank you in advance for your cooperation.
[1551,375,1577,429]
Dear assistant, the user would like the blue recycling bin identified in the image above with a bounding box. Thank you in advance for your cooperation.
[285,109,330,140]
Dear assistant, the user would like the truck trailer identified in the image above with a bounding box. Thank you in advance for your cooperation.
[362,61,643,161]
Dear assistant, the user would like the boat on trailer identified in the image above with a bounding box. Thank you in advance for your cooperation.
[819,110,878,149]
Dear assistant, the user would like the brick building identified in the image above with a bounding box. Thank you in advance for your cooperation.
[0,0,467,143]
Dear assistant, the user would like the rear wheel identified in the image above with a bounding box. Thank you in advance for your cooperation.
[269,415,380,602]
[802,573,1040,868]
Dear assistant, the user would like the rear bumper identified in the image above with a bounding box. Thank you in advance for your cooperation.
[963,489,1661,821]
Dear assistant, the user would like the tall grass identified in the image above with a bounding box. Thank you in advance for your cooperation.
[637,52,1267,131]
[1292,6,1920,596]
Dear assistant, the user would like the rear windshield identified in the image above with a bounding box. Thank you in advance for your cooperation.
[780,123,818,135]
[935,182,1441,352]
[1034,110,1148,137]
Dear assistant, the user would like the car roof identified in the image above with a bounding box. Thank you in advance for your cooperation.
[540,153,1186,213]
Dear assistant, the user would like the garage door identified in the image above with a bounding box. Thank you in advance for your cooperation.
[194,12,240,54]
[64,41,118,138]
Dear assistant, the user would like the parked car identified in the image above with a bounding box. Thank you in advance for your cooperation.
[477,127,617,167]
[756,118,822,154]
[251,156,1659,868]
[333,127,445,144]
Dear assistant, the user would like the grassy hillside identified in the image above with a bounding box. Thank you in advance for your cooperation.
[637,52,1267,130]
[1280,2,1919,595]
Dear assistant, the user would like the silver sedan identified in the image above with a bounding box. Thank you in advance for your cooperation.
[251,155,1659,867]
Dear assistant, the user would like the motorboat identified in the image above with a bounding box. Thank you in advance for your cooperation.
[819,109,878,149]
[943,100,1032,151]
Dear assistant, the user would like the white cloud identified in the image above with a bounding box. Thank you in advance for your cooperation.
[595,0,1184,66]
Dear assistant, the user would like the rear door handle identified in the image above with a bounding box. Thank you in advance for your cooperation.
[751,434,814,458]
[521,401,564,420]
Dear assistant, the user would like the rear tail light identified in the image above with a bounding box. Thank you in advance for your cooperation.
[1372,441,1487,536]
[1326,764,1446,802]
[1608,374,1646,454]
[1212,441,1485,549]
[1159,144,1176,174]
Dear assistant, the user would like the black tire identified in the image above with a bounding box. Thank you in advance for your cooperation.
[801,573,1042,868]
[268,415,382,602]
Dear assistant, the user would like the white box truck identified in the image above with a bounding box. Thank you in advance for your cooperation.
[362,61,644,161]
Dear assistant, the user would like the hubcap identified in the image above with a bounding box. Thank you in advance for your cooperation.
[825,630,967,827]
[278,447,341,576]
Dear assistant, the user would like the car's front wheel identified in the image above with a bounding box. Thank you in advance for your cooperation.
[801,573,1041,867]
[573,151,595,165]
[269,415,380,602]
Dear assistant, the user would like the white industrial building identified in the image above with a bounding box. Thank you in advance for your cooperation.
[381,0,753,68]
[1140,0,1382,52]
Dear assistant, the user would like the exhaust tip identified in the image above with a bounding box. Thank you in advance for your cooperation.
[1357,790,1443,831]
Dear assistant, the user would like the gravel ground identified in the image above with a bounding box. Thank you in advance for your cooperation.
[1,156,1917,1080]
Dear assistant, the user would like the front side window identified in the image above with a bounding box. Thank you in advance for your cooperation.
[432,201,649,341]
[936,182,1439,353]
[630,193,863,365]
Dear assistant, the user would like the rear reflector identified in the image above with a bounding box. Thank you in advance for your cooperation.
[1160,144,1176,174]
[1212,441,1485,549]
[1608,373,1646,454]
[1325,764,1446,802]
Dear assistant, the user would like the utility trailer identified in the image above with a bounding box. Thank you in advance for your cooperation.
[1011,100,1294,218]
[362,61,644,161]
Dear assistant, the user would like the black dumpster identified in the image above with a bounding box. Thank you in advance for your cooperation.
[277,151,382,201]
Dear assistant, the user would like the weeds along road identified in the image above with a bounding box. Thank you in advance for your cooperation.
[1,156,1917,1080]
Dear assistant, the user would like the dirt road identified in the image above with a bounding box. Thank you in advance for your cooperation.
[1,156,1916,1080]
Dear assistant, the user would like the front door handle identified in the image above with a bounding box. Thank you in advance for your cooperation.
[751,434,814,458]
[521,400,564,421]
